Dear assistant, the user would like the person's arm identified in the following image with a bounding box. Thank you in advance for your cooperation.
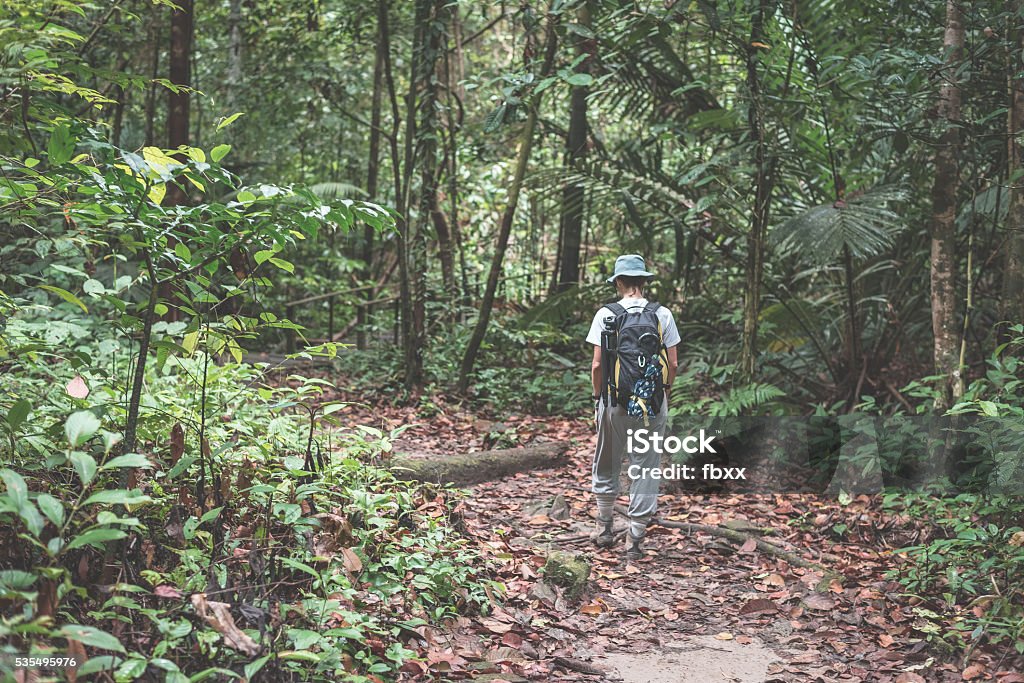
[591,344,603,399]
[665,345,679,394]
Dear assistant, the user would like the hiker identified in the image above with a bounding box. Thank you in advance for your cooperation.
[587,254,680,560]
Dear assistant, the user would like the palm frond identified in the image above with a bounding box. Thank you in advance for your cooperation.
[772,188,905,265]
[309,181,368,199]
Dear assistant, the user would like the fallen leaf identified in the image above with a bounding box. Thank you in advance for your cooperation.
[714,632,734,641]
[803,594,834,611]
[739,598,778,616]
[481,618,512,634]
[739,537,757,553]
[339,547,362,573]
[894,674,926,683]
[963,664,986,680]
[878,633,894,648]
[169,423,185,465]
[154,585,183,599]
[190,593,261,655]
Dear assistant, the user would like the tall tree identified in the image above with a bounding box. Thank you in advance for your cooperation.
[1004,6,1024,334]
[166,0,192,206]
[357,0,389,350]
[739,0,773,380]
[400,0,446,390]
[553,1,592,293]
[458,8,560,392]
[927,0,965,409]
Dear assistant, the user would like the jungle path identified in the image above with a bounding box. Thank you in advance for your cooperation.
[377,404,977,683]
[316,385,991,682]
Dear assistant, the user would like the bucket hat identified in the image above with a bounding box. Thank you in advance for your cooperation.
[606,254,654,283]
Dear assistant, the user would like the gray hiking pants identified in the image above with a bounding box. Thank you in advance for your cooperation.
[592,400,668,522]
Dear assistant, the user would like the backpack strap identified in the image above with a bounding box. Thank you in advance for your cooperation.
[606,302,627,318]
[642,301,660,314]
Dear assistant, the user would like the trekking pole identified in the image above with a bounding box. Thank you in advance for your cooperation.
[602,316,617,408]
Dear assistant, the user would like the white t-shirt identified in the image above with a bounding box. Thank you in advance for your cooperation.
[585,297,681,348]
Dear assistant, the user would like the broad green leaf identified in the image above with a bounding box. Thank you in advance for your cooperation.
[69,451,97,486]
[18,502,44,537]
[66,410,101,447]
[174,242,192,262]
[64,528,127,552]
[83,490,152,506]
[978,400,999,417]
[101,453,152,470]
[268,257,294,273]
[83,278,104,295]
[39,285,88,313]
[182,331,200,354]
[0,469,28,508]
[48,125,75,165]
[6,399,32,430]
[564,73,593,87]
[277,650,321,662]
[210,144,231,162]
[216,112,245,131]
[0,569,37,590]
[115,656,148,679]
[199,506,223,524]
[149,182,166,205]
[36,493,65,527]
[57,624,126,653]
[77,656,123,676]
[237,189,256,203]
[243,655,271,680]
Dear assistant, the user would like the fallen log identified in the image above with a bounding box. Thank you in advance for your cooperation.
[390,442,567,485]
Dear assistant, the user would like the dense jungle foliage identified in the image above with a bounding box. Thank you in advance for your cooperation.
[1,0,1023,680]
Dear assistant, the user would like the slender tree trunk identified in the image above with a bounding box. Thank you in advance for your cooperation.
[167,0,191,152]
[554,2,592,292]
[144,9,160,147]
[166,0,192,212]
[358,0,388,350]
[227,0,243,104]
[927,0,965,410]
[430,1,457,297]
[1003,8,1024,336]
[400,0,445,391]
[740,1,773,380]
[458,10,559,392]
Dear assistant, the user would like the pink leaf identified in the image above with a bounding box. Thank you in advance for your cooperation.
[66,375,90,399]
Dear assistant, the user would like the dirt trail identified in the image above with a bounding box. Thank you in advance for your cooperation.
[457,429,966,683]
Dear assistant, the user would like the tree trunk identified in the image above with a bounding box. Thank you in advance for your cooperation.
[401,0,445,391]
[927,0,964,410]
[226,0,243,103]
[166,0,192,211]
[358,0,388,350]
[740,1,772,380]
[1003,9,1024,337]
[167,0,191,152]
[458,10,560,392]
[554,2,592,293]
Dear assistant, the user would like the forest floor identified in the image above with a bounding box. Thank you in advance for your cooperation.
[322,383,1018,683]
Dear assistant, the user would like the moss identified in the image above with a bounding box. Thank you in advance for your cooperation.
[542,550,591,600]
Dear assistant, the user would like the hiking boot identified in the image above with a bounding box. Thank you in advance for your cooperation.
[592,518,615,548]
[625,531,644,561]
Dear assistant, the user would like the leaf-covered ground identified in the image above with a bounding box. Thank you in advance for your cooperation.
[329,387,1023,683]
